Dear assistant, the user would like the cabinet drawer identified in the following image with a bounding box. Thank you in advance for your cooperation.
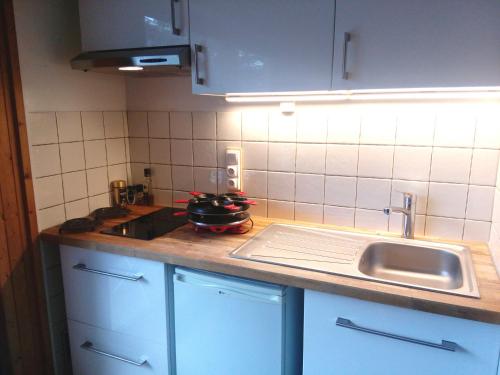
[303,290,500,375]
[60,245,167,344]
[68,320,169,375]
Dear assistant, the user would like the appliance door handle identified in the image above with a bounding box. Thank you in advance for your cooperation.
[342,32,352,80]
[173,274,282,304]
[80,341,147,366]
[336,318,458,352]
[170,0,181,35]
[72,263,143,281]
[194,44,204,85]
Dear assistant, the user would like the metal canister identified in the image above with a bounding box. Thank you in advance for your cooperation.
[110,180,127,207]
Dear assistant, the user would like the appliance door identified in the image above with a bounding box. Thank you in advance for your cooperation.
[173,268,285,375]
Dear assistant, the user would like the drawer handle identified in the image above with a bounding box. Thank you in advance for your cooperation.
[73,263,143,281]
[336,318,458,352]
[80,341,147,366]
[170,0,181,35]
[194,44,204,85]
[342,32,352,80]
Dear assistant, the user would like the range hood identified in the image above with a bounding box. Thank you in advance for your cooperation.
[71,45,191,76]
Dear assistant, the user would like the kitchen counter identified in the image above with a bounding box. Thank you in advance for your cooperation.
[41,206,500,324]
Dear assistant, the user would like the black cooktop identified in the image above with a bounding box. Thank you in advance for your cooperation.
[101,207,188,240]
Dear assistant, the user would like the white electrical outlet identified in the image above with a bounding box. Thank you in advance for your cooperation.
[225,148,242,192]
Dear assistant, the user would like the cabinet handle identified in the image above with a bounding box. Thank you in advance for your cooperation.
[194,44,205,85]
[342,32,352,80]
[72,263,143,281]
[80,341,147,366]
[170,0,181,35]
[336,317,458,352]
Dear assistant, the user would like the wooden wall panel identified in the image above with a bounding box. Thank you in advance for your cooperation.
[0,1,53,374]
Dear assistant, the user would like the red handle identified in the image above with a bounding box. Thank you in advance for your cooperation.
[241,200,256,205]
[224,204,240,211]
[189,191,202,196]
[175,199,190,204]
[173,211,188,216]
[237,191,246,196]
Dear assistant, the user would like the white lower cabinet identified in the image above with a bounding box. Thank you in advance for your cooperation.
[68,320,168,375]
[60,245,171,374]
[60,245,167,344]
[303,290,500,375]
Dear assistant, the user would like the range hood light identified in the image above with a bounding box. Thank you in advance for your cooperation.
[118,66,144,71]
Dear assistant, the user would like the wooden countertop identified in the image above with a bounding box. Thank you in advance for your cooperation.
[41,206,500,324]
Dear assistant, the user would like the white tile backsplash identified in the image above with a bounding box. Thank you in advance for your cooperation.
[193,140,217,167]
[62,171,87,202]
[84,140,107,169]
[242,142,268,170]
[193,111,216,140]
[86,167,109,196]
[242,111,268,141]
[170,112,193,139]
[469,149,499,186]
[127,111,148,137]
[103,112,125,138]
[359,113,397,145]
[81,112,105,140]
[268,172,295,201]
[427,182,468,218]
[148,112,170,138]
[56,112,82,142]
[466,185,495,221]
[324,176,357,207]
[297,111,327,143]
[295,202,323,223]
[216,112,241,141]
[327,110,360,144]
[358,145,394,178]
[31,144,61,177]
[356,178,391,210]
[295,173,324,204]
[171,139,193,166]
[28,107,500,243]
[268,143,296,172]
[393,146,432,181]
[296,144,326,174]
[395,112,435,146]
[324,205,355,227]
[326,144,358,176]
[269,112,296,142]
[60,142,85,173]
[430,147,472,184]
[27,112,58,145]
[268,200,294,220]
[434,113,476,147]
[149,138,171,164]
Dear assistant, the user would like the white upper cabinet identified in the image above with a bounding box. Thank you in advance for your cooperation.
[189,0,335,94]
[332,0,500,90]
[79,0,189,51]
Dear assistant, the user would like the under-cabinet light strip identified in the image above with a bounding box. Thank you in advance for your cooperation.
[225,88,500,103]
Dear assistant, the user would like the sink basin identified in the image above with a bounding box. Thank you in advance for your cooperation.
[231,224,480,298]
[358,242,463,290]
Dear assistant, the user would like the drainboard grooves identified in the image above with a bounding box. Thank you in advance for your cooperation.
[263,244,356,262]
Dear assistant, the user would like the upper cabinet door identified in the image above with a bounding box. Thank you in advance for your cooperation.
[332,0,500,90]
[79,0,189,51]
[189,0,335,94]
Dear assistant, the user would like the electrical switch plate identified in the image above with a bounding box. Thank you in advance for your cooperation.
[225,148,242,192]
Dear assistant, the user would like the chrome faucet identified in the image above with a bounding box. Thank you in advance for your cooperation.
[383,192,416,239]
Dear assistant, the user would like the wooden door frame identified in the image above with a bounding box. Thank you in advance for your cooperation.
[0,1,53,374]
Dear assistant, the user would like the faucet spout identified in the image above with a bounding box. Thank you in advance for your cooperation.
[383,192,416,239]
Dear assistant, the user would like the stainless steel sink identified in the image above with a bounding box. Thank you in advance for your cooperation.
[230,224,480,298]
[358,242,463,291]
